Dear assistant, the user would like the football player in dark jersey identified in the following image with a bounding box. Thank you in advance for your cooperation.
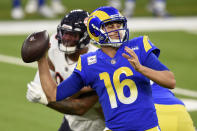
[26,9,105,131]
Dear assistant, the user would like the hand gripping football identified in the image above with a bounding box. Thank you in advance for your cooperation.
[21,30,50,63]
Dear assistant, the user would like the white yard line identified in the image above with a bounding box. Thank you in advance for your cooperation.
[185,30,197,35]
[0,20,59,35]
[180,98,197,112]
[0,54,37,68]
[127,17,197,31]
[172,88,197,98]
[0,20,58,35]
[172,87,197,111]
[0,17,197,35]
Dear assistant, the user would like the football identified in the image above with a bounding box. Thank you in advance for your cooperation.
[21,30,50,63]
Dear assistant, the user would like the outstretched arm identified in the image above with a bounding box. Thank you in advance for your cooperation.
[38,52,85,102]
[38,54,57,102]
[26,80,99,115]
[122,46,176,89]
[47,91,98,115]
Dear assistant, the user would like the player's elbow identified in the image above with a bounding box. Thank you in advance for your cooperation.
[165,75,176,89]
[76,108,87,116]
[74,102,90,115]
[164,71,176,89]
[168,79,176,89]
[168,72,176,89]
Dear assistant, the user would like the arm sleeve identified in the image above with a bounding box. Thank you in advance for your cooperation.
[144,52,169,71]
[56,72,84,101]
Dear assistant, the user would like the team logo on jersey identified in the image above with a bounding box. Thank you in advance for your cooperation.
[87,55,97,65]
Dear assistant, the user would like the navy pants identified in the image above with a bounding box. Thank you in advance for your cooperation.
[58,117,72,131]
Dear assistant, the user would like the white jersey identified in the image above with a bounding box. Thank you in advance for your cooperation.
[48,33,105,131]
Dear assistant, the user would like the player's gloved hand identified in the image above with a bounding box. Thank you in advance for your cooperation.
[26,81,48,105]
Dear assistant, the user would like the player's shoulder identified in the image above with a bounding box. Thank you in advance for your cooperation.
[127,35,148,45]
[131,35,144,41]
[80,50,98,65]
[81,50,98,59]
[75,50,98,72]
[127,35,155,52]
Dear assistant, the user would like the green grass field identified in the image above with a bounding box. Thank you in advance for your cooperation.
[1,0,197,20]
[0,0,197,130]
[0,31,197,130]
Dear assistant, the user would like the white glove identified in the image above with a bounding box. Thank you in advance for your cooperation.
[26,81,48,105]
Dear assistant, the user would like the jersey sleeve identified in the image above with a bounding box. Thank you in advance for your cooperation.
[73,55,89,86]
[139,36,160,64]
[56,72,84,101]
[144,52,169,71]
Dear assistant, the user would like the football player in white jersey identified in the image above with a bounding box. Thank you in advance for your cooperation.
[26,9,105,131]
